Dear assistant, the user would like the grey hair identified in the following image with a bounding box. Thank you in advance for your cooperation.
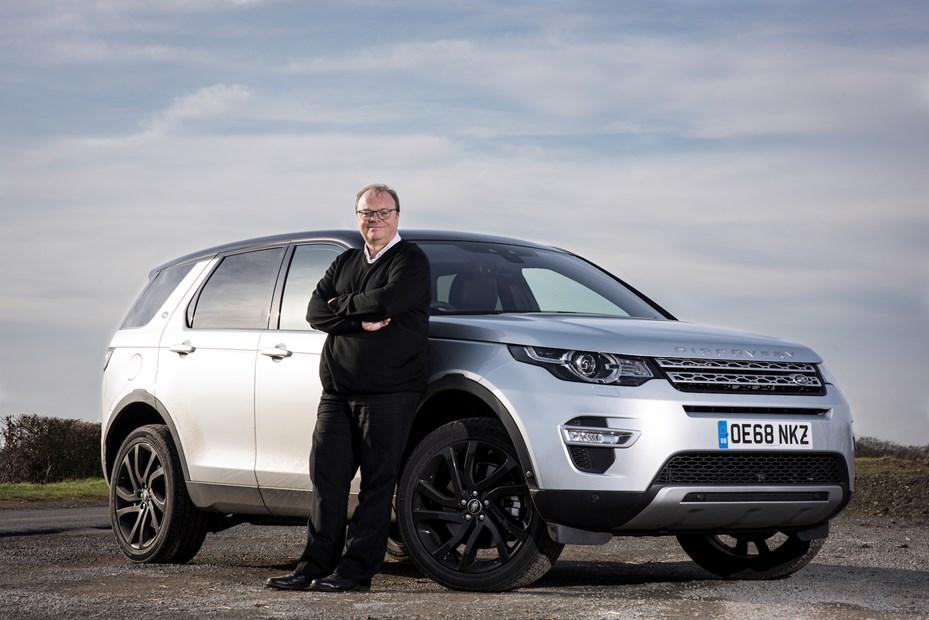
[355,183,400,212]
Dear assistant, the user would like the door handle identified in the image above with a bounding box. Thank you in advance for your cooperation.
[260,344,293,360]
[169,341,195,355]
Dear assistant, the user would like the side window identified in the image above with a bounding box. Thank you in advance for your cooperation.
[189,248,286,329]
[435,274,455,305]
[279,244,346,330]
[121,262,196,329]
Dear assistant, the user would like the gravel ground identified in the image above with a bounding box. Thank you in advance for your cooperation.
[0,512,926,620]
[2,465,927,620]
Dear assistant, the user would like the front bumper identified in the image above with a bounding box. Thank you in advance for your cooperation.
[533,482,850,534]
[431,339,856,533]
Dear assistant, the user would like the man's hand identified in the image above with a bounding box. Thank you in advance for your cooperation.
[362,318,391,332]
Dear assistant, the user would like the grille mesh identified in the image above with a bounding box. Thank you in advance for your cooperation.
[653,452,846,485]
[568,446,615,474]
[655,358,825,395]
[568,446,592,471]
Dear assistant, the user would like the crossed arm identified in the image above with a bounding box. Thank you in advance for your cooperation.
[306,250,429,334]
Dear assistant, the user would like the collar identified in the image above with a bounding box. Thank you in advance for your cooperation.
[365,233,402,264]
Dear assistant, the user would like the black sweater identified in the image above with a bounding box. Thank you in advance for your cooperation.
[306,240,431,395]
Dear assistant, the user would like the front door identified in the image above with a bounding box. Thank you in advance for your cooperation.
[254,243,347,515]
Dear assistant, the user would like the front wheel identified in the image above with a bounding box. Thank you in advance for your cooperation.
[677,530,825,580]
[397,418,563,591]
[109,424,208,563]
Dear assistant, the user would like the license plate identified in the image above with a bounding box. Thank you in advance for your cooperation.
[717,420,812,449]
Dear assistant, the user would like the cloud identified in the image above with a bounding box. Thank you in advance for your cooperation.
[46,40,211,64]
[283,28,929,142]
[142,83,253,135]
[4,119,925,441]
[1,1,927,444]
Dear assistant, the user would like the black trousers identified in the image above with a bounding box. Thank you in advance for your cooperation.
[295,391,418,582]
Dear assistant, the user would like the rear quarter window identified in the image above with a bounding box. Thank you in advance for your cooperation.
[120,262,196,329]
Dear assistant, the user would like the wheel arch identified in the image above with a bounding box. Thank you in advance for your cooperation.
[103,390,190,484]
[412,374,538,489]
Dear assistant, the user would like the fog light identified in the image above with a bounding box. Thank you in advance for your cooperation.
[561,426,639,447]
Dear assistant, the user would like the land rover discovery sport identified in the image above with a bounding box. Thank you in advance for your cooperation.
[101,230,854,591]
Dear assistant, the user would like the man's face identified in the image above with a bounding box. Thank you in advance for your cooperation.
[356,189,399,250]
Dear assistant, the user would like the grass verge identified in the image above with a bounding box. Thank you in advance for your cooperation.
[0,477,108,503]
[1,458,927,522]
[854,456,929,476]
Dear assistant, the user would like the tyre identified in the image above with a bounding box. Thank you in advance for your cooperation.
[109,424,208,563]
[397,418,563,591]
[677,530,825,579]
[385,512,409,562]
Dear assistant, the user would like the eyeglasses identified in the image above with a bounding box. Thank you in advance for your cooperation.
[355,208,397,220]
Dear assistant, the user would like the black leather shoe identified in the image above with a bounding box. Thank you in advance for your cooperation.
[265,572,312,591]
[309,573,371,593]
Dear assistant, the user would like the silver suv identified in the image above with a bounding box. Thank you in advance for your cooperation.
[101,230,854,591]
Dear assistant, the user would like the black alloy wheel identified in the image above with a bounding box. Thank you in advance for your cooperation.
[397,418,563,591]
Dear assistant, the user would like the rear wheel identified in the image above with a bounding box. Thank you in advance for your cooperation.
[386,513,409,561]
[397,418,563,591]
[109,425,207,563]
[677,530,825,579]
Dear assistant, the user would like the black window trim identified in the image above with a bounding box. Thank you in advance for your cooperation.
[271,241,352,331]
[185,245,289,330]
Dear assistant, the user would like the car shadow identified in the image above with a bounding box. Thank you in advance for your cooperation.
[531,559,709,587]
[376,557,710,587]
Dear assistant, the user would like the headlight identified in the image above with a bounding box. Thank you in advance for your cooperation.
[509,345,654,386]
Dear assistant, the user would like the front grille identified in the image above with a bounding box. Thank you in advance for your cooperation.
[683,406,829,416]
[655,358,826,395]
[653,452,846,486]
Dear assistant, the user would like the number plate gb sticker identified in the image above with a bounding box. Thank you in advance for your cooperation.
[718,420,813,449]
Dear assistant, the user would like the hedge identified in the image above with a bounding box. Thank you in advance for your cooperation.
[0,414,102,483]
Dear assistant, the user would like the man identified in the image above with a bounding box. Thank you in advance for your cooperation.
[265,183,431,593]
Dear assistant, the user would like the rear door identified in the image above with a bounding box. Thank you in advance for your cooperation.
[157,246,286,487]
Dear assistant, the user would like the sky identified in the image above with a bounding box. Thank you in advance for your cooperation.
[0,0,927,446]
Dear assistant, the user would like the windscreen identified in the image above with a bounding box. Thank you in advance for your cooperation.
[418,240,668,319]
